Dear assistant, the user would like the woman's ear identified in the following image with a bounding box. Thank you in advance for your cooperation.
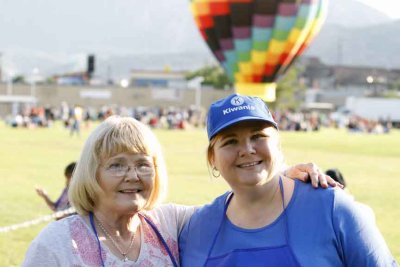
[207,142,216,168]
[209,150,216,168]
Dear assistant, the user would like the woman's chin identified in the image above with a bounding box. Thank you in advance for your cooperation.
[237,173,271,186]
[112,200,147,215]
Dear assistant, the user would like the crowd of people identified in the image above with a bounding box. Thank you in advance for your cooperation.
[3,101,395,135]
[275,110,393,134]
[4,103,205,131]
[274,110,325,131]
[6,106,54,128]
[346,115,392,134]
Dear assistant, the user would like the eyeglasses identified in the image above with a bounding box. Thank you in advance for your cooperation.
[102,161,155,178]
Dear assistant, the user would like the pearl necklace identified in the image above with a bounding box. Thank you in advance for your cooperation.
[95,216,136,262]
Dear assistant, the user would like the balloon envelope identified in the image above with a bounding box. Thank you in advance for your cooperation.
[190,0,328,101]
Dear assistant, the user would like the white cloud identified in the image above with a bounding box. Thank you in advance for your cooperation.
[356,0,400,18]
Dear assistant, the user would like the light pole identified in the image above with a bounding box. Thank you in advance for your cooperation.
[30,67,39,97]
[7,70,14,95]
[195,78,203,109]
[366,75,375,96]
[0,52,2,83]
[187,76,204,109]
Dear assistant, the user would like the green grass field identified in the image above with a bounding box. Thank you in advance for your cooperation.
[0,122,399,266]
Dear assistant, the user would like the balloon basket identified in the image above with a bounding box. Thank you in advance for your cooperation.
[235,83,277,102]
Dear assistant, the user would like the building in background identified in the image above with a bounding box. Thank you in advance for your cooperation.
[130,69,187,89]
[301,57,400,107]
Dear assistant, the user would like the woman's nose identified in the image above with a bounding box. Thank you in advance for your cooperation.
[124,168,140,181]
[239,139,256,157]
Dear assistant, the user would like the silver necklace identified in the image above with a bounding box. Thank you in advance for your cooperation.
[95,216,136,262]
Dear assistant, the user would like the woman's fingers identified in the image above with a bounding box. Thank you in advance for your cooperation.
[326,175,344,188]
[302,163,320,188]
[284,163,344,189]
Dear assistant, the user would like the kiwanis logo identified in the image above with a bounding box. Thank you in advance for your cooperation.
[223,96,255,115]
[230,96,244,106]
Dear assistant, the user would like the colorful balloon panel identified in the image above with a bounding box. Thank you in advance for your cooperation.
[280,0,328,75]
[190,0,327,88]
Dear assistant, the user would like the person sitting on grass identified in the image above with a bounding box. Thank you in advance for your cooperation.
[35,162,76,212]
[326,168,376,222]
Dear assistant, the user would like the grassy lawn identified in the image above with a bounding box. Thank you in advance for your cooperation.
[0,122,399,265]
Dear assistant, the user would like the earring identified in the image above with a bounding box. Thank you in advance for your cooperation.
[212,167,220,178]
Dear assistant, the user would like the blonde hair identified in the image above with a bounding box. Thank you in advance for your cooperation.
[69,116,168,215]
[206,123,284,182]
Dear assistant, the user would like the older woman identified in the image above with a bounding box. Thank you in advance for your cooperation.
[179,94,397,267]
[23,116,338,266]
[23,116,194,266]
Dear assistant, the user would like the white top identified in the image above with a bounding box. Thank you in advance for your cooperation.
[22,204,196,266]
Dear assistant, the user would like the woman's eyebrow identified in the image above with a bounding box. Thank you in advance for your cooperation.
[220,133,236,140]
[251,127,264,132]
[106,157,126,163]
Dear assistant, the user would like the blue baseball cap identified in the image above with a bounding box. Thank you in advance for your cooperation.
[207,93,278,141]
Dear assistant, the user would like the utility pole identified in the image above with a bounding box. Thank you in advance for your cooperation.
[7,71,13,95]
[31,68,39,97]
[337,37,343,66]
[0,52,2,83]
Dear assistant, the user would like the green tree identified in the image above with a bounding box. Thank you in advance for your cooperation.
[12,75,26,84]
[272,65,306,111]
[186,65,232,89]
[388,79,400,90]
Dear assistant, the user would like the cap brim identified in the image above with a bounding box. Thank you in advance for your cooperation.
[209,116,278,140]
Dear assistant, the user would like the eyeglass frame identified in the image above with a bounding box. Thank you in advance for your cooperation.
[100,161,156,178]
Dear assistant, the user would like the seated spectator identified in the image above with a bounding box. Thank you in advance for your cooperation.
[325,168,375,222]
[35,162,76,213]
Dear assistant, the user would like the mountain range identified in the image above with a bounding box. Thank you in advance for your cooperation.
[306,0,400,68]
[0,0,399,80]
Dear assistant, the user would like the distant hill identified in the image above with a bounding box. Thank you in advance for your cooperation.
[303,0,400,68]
[121,0,400,74]
[326,0,392,27]
[306,19,400,68]
[84,0,400,74]
[0,0,398,79]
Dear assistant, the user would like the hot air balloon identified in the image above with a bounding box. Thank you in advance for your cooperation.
[190,0,328,101]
